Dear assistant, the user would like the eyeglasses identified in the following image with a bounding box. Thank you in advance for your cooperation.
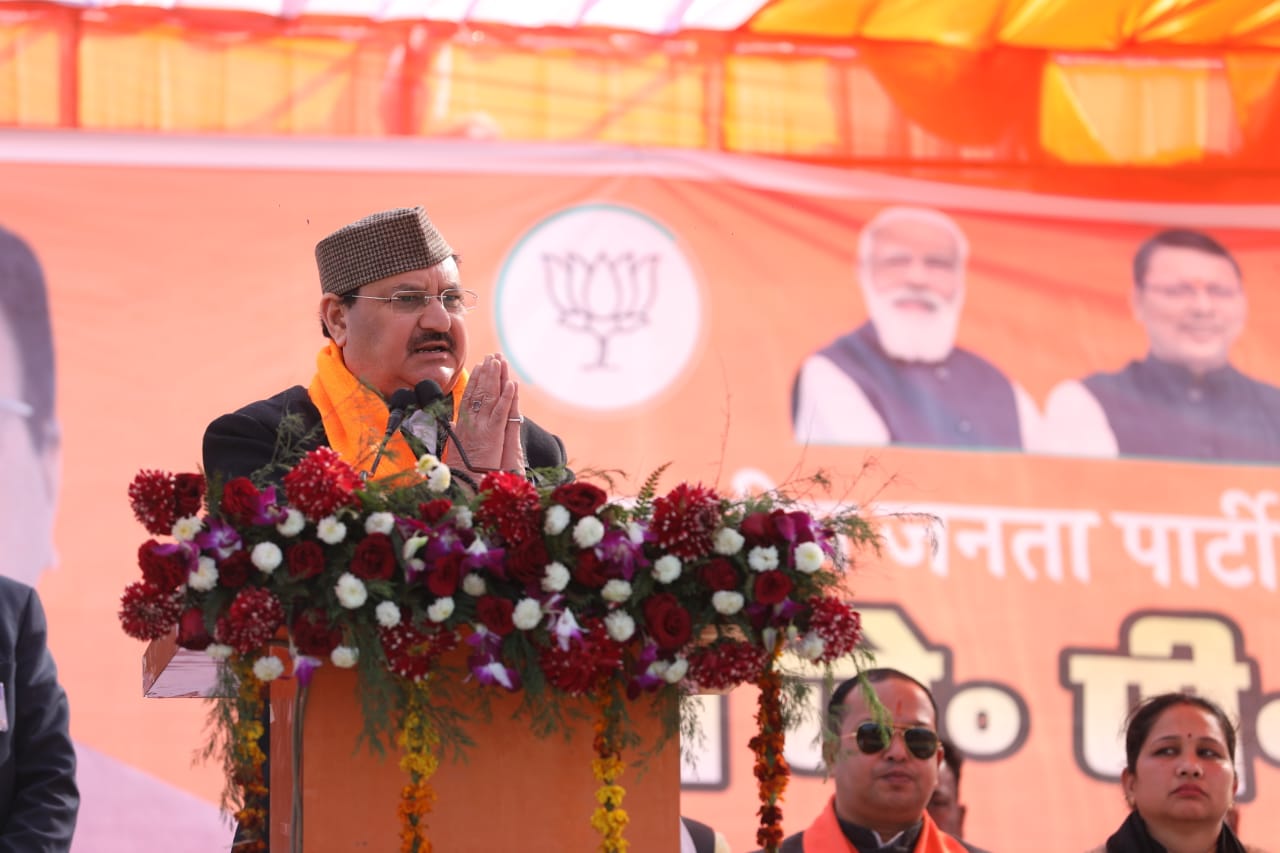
[850,722,939,760]
[349,289,479,315]
[0,398,32,418]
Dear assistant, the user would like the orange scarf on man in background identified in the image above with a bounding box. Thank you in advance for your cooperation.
[799,797,967,853]
[307,341,469,480]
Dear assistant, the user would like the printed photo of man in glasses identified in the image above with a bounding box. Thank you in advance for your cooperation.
[756,668,968,853]
[1042,227,1280,462]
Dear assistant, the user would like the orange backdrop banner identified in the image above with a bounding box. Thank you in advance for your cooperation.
[3,136,1278,852]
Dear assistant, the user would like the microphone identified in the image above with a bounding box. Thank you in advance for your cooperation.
[367,388,417,479]
[414,379,482,473]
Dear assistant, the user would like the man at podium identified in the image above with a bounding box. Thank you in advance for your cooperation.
[204,204,569,484]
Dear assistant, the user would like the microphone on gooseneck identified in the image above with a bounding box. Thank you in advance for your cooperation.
[414,379,480,473]
[367,388,417,480]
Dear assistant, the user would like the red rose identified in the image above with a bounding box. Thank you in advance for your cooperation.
[220,477,261,523]
[351,533,396,581]
[698,557,740,592]
[419,499,453,524]
[286,541,325,580]
[740,511,778,545]
[291,609,342,657]
[173,473,206,518]
[753,570,794,606]
[426,552,463,598]
[138,540,188,590]
[476,595,515,636]
[573,549,609,589]
[218,550,252,589]
[506,537,549,587]
[551,482,607,518]
[176,606,212,651]
[643,592,693,652]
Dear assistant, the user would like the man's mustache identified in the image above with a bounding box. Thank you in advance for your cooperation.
[411,331,456,352]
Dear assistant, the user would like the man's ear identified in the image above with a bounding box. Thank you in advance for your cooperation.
[320,294,348,345]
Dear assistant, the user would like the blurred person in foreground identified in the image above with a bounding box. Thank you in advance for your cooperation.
[792,207,1042,451]
[1086,692,1269,853]
[927,739,991,853]
[682,815,731,853]
[1044,229,1280,462]
[0,236,76,853]
[756,668,966,852]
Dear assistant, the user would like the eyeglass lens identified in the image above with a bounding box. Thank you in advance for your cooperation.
[853,722,938,759]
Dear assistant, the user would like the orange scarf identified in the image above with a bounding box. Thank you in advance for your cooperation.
[801,797,967,853]
[307,342,469,481]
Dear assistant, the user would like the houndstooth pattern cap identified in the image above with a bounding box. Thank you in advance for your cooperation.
[315,206,455,296]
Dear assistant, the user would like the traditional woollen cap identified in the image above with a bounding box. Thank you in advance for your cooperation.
[315,206,454,296]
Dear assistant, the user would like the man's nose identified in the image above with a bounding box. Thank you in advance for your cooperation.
[416,297,452,330]
[881,730,911,760]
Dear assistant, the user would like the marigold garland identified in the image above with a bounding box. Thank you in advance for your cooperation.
[397,681,439,853]
[750,650,788,853]
[590,690,629,853]
[229,656,269,853]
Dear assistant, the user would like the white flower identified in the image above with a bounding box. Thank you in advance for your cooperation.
[462,573,487,597]
[427,465,451,493]
[375,601,402,628]
[466,538,490,556]
[541,562,570,593]
[626,521,646,544]
[713,527,745,555]
[364,512,395,535]
[252,655,284,682]
[795,632,825,661]
[604,611,635,642]
[663,657,689,683]
[794,541,825,574]
[747,545,779,573]
[415,453,442,475]
[403,535,428,560]
[512,598,542,631]
[572,515,605,549]
[330,646,359,668]
[335,573,368,609]
[712,590,744,615]
[601,579,632,603]
[189,556,218,591]
[651,555,682,584]
[276,508,305,537]
[251,542,283,574]
[544,505,571,536]
[453,506,473,529]
[317,516,347,545]
[427,597,455,623]
[206,643,233,661]
[171,515,203,542]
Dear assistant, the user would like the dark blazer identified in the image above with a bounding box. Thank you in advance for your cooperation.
[0,577,77,852]
[203,385,569,483]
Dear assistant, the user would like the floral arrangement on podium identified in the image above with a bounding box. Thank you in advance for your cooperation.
[119,447,876,853]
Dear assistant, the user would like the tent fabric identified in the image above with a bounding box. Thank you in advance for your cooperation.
[10,0,1280,47]
[0,0,1278,198]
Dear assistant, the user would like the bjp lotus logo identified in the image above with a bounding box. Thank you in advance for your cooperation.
[495,205,702,411]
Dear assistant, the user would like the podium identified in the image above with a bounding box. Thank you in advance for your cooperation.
[145,634,680,851]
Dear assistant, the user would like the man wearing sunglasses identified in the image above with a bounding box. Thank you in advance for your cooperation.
[763,668,967,853]
[204,205,569,484]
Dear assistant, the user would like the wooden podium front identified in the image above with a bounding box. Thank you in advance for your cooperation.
[268,668,680,851]
[146,633,680,851]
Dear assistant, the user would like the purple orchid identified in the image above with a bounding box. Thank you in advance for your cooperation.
[193,521,240,561]
[596,528,649,581]
[292,654,322,688]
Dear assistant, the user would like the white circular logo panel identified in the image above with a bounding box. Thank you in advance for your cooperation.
[495,204,702,411]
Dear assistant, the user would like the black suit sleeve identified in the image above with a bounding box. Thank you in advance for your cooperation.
[203,408,284,482]
[0,584,77,852]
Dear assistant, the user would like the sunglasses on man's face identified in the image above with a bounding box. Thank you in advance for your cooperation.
[851,722,939,760]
